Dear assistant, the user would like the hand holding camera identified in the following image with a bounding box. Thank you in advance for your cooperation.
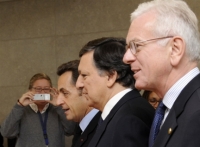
[17,87,59,107]
[18,91,35,106]
[47,87,59,106]
[33,94,50,100]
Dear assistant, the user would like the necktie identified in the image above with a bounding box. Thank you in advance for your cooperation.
[98,117,103,128]
[149,101,166,147]
[72,124,82,147]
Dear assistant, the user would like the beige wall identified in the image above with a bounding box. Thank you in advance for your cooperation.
[0,0,200,146]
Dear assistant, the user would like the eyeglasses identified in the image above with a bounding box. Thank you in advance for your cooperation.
[148,98,161,105]
[32,87,51,93]
[126,36,174,55]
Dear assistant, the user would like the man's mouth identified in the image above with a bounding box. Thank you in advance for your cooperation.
[63,108,70,112]
[133,69,140,74]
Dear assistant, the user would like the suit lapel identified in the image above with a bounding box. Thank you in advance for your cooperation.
[153,74,200,147]
[153,109,177,147]
[81,111,101,140]
[89,89,141,147]
[76,111,101,147]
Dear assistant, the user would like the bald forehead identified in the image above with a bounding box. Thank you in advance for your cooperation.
[127,11,157,43]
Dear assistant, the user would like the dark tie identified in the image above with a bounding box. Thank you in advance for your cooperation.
[98,117,103,128]
[149,101,166,147]
[72,124,82,147]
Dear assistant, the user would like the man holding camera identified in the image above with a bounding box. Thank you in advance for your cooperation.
[1,73,75,147]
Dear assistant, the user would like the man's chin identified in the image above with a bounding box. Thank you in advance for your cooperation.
[135,80,147,90]
[87,101,94,107]
[66,116,73,121]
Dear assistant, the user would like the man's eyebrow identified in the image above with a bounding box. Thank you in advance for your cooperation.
[127,38,141,44]
[59,88,65,93]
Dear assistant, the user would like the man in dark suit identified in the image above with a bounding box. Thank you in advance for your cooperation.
[0,132,3,147]
[76,37,155,147]
[123,0,200,147]
[56,60,101,147]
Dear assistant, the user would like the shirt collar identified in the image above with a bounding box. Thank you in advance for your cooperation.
[29,103,49,114]
[101,88,132,120]
[163,67,200,109]
[79,109,99,132]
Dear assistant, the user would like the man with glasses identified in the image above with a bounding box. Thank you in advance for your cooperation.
[1,73,75,147]
[123,0,200,147]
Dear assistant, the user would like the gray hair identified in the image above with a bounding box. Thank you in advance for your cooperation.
[130,0,200,62]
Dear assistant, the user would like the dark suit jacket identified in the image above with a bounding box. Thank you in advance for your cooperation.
[7,138,17,147]
[153,73,200,147]
[0,133,3,147]
[88,89,155,147]
[72,111,101,147]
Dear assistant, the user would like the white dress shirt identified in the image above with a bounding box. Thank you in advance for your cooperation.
[161,67,200,127]
[101,88,132,120]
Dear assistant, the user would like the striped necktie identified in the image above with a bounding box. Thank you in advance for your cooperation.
[149,101,166,147]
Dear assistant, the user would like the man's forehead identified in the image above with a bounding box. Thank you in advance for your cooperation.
[126,13,156,43]
[59,85,76,92]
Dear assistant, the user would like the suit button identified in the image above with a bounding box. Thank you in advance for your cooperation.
[168,128,172,135]
[80,139,84,142]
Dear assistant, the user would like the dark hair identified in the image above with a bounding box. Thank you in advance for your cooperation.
[28,73,52,90]
[79,37,135,88]
[142,90,151,100]
[57,60,80,85]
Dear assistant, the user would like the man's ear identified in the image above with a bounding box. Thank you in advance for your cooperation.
[106,71,117,88]
[170,36,186,66]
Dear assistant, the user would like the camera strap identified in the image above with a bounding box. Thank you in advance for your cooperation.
[38,108,49,146]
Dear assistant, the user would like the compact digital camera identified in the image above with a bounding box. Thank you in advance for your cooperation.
[33,94,50,100]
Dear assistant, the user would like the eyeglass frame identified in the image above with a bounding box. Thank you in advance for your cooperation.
[32,87,51,93]
[126,36,174,55]
[148,98,161,105]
